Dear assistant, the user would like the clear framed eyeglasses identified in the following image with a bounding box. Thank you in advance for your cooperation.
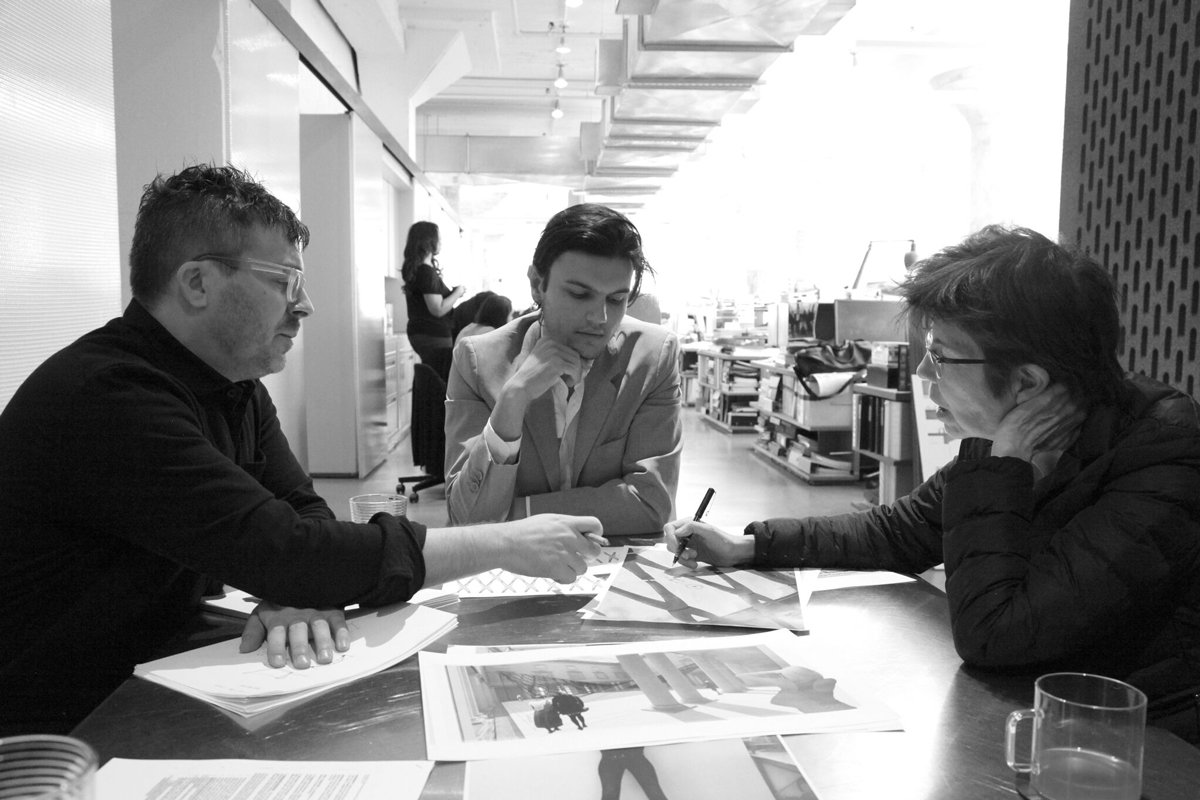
[195,254,305,303]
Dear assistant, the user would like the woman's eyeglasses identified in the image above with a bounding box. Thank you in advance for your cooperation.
[195,254,306,303]
[924,331,987,379]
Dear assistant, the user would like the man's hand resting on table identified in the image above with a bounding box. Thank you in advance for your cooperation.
[239,604,350,669]
[664,519,754,569]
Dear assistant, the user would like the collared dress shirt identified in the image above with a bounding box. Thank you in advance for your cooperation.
[483,359,593,518]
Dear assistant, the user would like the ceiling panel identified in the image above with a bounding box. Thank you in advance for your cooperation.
[414,0,857,209]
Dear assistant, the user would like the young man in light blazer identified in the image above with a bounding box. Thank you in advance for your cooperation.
[445,204,682,535]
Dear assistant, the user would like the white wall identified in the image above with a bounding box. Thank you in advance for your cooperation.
[111,0,308,464]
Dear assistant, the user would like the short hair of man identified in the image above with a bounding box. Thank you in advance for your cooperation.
[899,224,1125,406]
[401,221,440,290]
[129,164,310,304]
[474,294,514,329]
[531,204,653,302]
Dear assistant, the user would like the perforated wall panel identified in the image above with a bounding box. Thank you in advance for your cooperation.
[1060,0,1200,396]
[0,0,121,412]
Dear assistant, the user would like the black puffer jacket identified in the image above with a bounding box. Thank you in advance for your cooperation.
[748,374,1200,732]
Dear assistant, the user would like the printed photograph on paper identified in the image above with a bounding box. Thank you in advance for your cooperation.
[420,631,901,760]
[584,549,810,631]
[464,735,823,800]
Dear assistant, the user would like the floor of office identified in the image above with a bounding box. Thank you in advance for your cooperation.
[313,406,868,532]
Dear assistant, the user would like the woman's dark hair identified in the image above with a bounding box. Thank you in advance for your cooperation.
[531,204,653,301]
[899,224,1125,405]
[130,163,309,303]
[401,221,440,292]
[474,294,513,329]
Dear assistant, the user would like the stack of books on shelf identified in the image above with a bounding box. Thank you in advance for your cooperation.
[755,416,790,458]
[723,360,760,392]
[856,394,914,460]
[756,369,783,415]
[785,435,855,477]
[867,343,911,391]
[721,360,759,427]
[756,417,855,478]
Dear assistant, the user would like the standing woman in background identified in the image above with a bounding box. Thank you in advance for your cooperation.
[402,221,463,382]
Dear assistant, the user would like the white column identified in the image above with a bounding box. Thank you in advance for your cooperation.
[616,654,689,711]
[690,652,747,693]
[644,652,709,705]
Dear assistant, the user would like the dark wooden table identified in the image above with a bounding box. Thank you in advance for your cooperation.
[74,579,1200,799]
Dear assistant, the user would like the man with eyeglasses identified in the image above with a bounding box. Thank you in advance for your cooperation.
[0,164,603,735]
[665,225,1200,744]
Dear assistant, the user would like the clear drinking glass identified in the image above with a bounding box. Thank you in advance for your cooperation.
[1005,672,1146,800]
[348,493,408,523]
[0,735,98,799]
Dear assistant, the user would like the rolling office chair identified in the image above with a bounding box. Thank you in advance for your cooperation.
[395,361,447,502]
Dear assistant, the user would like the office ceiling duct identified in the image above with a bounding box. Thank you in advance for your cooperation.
[418,0,855,205]
[584,0,856,207]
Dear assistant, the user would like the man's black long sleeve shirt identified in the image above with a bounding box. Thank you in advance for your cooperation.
[0,300,426,733]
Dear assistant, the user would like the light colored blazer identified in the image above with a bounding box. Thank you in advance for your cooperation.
[445,314,682,535]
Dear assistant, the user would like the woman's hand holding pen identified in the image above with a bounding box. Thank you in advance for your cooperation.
[664,520,754,569]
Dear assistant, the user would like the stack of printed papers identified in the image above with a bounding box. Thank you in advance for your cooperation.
[135,603,457,716]
[201,586,458,617]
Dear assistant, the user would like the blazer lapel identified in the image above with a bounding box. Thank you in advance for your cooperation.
[570,335,624,486]
[525,391,562,491]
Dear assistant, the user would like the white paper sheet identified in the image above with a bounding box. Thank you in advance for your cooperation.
[135,603,456,716]
[805,568,916,591]
[420,629,901,761]
[202,586,457,618]
[800,371,861,398]
[95,758,433,800]
[440,546,628,597]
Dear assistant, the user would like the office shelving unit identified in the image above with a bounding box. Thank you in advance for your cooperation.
[750,362,859,484]
[679,344,701,407]
[695,350,761,433]
[851,384,915,504]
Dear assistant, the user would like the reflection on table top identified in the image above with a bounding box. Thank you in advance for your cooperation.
[73,579,1200,800]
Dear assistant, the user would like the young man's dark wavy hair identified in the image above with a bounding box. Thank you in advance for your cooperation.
[531,204,653,302]
[129,164,310,303]
[899,224,1125,406]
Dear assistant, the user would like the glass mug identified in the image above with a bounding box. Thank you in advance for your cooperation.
[0,735,97,799]
[1005,672,1146,800]
[348,493,407,523]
